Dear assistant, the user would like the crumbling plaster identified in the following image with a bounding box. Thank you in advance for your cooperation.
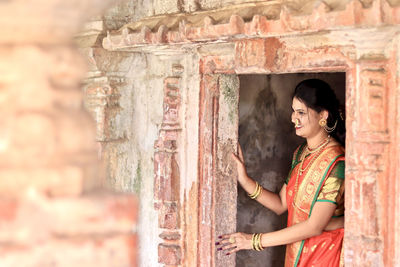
[80,28,202,265]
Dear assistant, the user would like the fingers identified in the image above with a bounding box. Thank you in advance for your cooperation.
[215,234,241,255]
[218,242,236,251]
[215,235,232,250]
[231,152,248,184]
[216,242,237,255]
[215,233,234,245]
[217,234,231,239]
[231,152,242,163]
[231,143,245,163]
[226,246,240,255]
[238,144,244,161]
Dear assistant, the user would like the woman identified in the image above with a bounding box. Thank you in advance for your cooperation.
[216,79,345,267]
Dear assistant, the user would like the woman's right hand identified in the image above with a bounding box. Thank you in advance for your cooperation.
[231,144,248,184]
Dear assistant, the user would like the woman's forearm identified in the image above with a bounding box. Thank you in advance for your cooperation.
[233,148,287,216]
[238,175,286,215]
[260,202,337,247]
[237,174,258,197]
[260,220,320,248]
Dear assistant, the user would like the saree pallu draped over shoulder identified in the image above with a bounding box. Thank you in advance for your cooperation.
[285,145,345,267]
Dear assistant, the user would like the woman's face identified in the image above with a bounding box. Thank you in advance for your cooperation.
[291,97,325,139]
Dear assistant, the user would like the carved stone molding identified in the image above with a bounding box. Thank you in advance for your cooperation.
[154,64,184,265]
[103,0,400,50]
[83,83,121,142]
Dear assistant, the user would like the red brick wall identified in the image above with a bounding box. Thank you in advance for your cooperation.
[0,1,138,266]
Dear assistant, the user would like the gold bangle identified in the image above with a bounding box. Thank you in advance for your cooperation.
[255,233,261,251]
[252,233,264,251]
[255,184,262,199]
[257,233,264,251]
[249,182,262,199]
[249,182,260,199]
[253,233,260,251]
[251,233,257,250]
[248,182,259,198]
[253,233,259,251]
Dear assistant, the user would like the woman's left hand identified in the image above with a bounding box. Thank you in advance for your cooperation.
[215,232,253,255]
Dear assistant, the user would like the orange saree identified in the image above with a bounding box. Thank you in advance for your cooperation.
[285,144,345,267]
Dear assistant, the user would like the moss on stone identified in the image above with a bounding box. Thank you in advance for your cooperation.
[220,75,239,123]
[133,160,142,194]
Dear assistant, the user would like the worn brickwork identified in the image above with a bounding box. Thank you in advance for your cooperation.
[0,1,138,266]
[75,0,400,266]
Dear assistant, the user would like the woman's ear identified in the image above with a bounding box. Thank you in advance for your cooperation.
[320,110,329,120]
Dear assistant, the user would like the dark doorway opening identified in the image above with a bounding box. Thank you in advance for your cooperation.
[236,73,345,267]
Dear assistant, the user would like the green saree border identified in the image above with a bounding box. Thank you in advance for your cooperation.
[294,240,306,267]
[309,154,344,213]
[316,199,337,204]
[286,143,307,185]
[293,153,344,267]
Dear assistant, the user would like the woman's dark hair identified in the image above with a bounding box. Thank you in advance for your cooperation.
[292,79,345,147]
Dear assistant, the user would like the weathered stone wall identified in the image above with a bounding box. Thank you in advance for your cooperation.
[100,0,348,28]
[81,49,163,267]
[0,0,138,266]
[80,0,400,266]
[100,0,279,29]
[3,0,400,266]
[237,73,345,266]
[79,15,203,262]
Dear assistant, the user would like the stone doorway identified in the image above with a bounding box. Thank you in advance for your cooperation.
[236,73,345,266]
[195,33,398,265]
[197,70,348,267]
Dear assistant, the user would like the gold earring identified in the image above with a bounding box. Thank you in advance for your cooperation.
[324,120,338,133]
[319,119,327,127]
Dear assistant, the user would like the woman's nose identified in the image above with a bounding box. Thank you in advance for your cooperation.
[291,113,297,123]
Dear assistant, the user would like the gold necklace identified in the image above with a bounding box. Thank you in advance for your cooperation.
[306,135,331,154]
[300,136,330,174]
[292,137,331,207]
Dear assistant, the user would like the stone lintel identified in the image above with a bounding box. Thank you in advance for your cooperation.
[102,0,400,51]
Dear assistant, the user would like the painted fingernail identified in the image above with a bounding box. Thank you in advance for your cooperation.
[226,253,230,256]
[215,242,220,245]
[218,235,222,238]
[217,248,222,251]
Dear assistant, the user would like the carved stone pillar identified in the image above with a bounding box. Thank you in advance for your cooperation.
[154,64,184,266]
[343,30,399,265]
[78,19,123,143]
